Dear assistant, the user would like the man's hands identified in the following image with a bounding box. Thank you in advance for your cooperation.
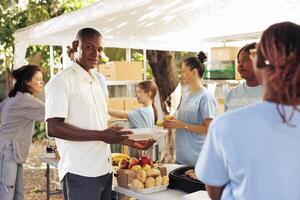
[100,127,133,144]
[100,127,156,149]
[122,139,156,150]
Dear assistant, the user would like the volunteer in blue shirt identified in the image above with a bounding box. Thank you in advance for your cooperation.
[108,80,158,129]
[196,22,300,200]
[224,42,262,111]
[164,51,217,166]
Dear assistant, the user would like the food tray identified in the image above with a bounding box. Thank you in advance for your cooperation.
[128,184,168,194]
[124,128,167,140]
[168,166,205,193]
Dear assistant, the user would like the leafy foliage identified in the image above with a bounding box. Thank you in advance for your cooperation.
[1,0,97,140]
[0,0,97,73]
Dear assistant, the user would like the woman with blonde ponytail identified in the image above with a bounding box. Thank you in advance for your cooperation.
[109,80,158,129]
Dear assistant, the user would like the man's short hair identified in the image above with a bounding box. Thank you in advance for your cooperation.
[75,28,102,40]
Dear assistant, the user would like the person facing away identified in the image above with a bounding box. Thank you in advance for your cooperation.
[164,51,217,166]
[196,21,300,200]
[0,65,45,200]
[45,28,135,200]
[108,80,158,129]
[224,43,262,111]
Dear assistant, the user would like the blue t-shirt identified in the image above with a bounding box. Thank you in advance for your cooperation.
[224,81,262,111]
[128,105,155,128]
[196,101,300,200]
[176,87,216,166]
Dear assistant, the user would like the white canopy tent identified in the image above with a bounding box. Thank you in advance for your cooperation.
[14,0,300,68]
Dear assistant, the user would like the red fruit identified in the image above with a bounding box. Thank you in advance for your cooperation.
[118,158,129,169]
[129,158,139,169]
[139,155,153,166]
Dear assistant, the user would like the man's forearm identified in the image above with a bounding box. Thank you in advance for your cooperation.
[47,118,103,141]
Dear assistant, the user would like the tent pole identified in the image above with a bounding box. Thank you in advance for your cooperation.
[13,41,27,69]
[50,45,54,77]
[126,48,131,62]
[62,46,68,69]
[143,49,147,80]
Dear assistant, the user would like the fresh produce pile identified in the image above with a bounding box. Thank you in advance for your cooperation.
[113,153,169,190]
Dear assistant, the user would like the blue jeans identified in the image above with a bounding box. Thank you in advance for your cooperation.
[0,144,23,200]
[62,172,112,200]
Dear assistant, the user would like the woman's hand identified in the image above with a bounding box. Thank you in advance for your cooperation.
[164,118,184,129]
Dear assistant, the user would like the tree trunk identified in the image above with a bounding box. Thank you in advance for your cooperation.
[147,50,179,163]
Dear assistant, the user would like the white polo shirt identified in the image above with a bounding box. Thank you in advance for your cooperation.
[45,62,112,181]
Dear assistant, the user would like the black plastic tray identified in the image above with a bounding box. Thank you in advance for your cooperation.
[168,166,205,193]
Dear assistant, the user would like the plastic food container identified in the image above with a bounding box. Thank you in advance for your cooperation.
[128,184,168,194]
[168,166,205,193]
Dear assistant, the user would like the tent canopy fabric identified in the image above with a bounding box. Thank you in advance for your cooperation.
[14,0,300,67]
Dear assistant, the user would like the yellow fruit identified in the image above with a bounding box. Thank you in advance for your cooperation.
[137,169,147,183]
[145,177,155,188]
[132,178,144,189]
[156,120,164,126]
[112,153,130,166]
[112,153,130,160]
[147,168,161,177]
[131,165,142,172]
[162,176,169,185]
[155,176,162,186]
[142,164,151,171]
[164,115,174,120]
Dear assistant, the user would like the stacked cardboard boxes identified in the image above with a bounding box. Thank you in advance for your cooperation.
[98,61,143,81]
[108,97,140,111]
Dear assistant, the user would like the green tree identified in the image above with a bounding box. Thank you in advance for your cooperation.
[0,0,96,140]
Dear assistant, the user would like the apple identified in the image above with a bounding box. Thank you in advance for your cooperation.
[129,158,139,169]
[139,155,153,166]
[118,158,129,169]
[142,164,152,171]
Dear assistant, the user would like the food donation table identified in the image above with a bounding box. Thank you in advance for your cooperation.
[41,158,210,200]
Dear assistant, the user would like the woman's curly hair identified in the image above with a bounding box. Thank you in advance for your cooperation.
[257,21,300,125]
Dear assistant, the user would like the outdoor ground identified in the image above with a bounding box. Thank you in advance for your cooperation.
[24,141,63,200]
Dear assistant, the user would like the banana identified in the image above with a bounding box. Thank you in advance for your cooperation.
[112,153,130,160]
[112,153,130,165]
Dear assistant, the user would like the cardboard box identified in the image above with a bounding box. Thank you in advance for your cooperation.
[108,97,124,110]
[115,169,137,188]
[124,97,141,111]
[98,61,143,80]
[211,47,240,61]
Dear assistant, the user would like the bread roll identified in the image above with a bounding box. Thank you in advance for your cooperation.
[137,169,147,183]
[162,176,169,185]
[155,176,162,186]
[147,168,161,177]
[145,177,155,188]
[132,178,144,189]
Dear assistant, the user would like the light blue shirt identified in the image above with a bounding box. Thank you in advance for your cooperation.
[128,105,155,129]
[196,101,300,200]
[224,81,262,111]
[176,87,216,166]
